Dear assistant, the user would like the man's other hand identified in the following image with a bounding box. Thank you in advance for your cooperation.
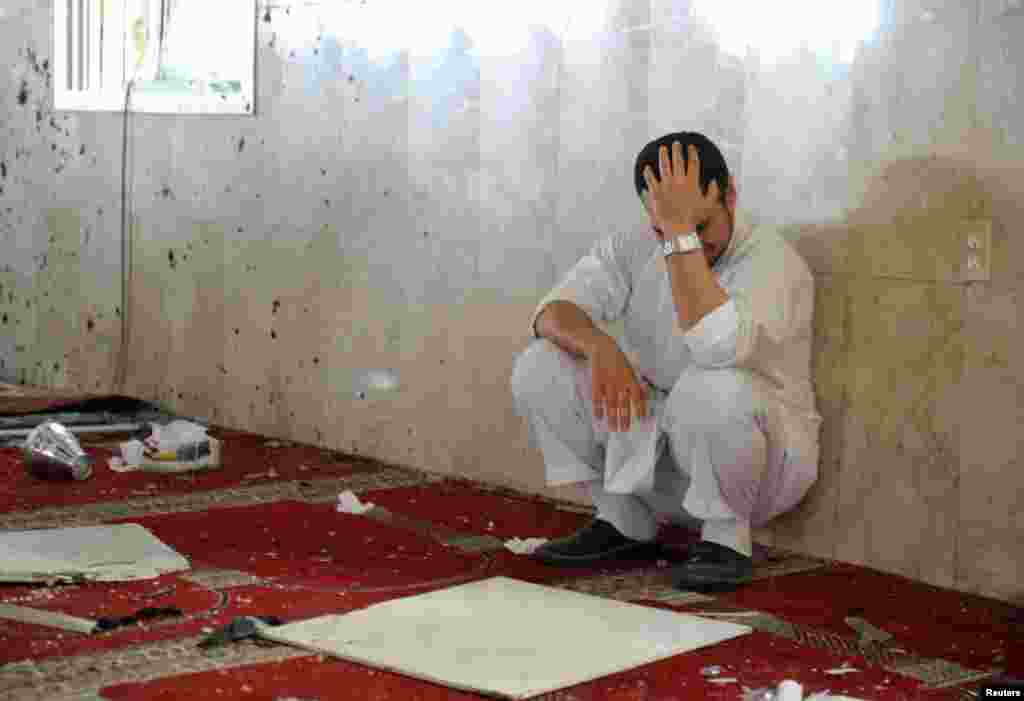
[587,336,649,433]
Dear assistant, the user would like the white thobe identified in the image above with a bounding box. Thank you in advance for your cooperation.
[522,222,823,529]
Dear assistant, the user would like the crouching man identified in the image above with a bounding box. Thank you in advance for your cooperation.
[510,132,823,592]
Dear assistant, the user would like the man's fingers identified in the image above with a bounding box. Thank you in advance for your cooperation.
[688,144,701,185]
[659,145,672,180]
[673,141,685,177]
[592,381,651,432]
[643,166,657,191]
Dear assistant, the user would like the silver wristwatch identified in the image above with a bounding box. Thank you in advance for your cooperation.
[661,232,702,258]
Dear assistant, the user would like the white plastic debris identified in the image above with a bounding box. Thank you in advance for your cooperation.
[503,537,549,555]
[108,456,135,472]
[777,680,803,701]
[112,439,146,469]
[145,420,208,453]
[824,664,860,676]
[744,682,878,701]
[701,665,723,677]
[111,421,220,473]
[336,490,375,515]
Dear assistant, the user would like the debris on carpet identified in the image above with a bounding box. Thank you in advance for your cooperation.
[336,490,374,514]
[0,523,191,583]
[502,537,550,554]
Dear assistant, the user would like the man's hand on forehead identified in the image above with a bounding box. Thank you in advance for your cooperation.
[642,142,720,237]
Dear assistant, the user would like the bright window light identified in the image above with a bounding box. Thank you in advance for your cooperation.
[317,0,574,60]
[693,0,881,64]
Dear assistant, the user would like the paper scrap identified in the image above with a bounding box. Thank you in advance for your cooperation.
[337,490,374,515]
[708,677,739,684]
[503,537,549,554]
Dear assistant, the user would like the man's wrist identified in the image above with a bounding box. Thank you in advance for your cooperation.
[581,329,615,358]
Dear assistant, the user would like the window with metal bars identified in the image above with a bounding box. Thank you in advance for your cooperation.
[54,0,255,115]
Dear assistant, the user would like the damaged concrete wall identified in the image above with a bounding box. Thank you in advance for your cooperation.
[0,0,1020,602]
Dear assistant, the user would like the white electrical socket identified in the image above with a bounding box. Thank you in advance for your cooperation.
[962,219,992,282]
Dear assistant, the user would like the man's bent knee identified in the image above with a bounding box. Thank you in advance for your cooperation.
[665,367,759,428]
[510,339,579,409]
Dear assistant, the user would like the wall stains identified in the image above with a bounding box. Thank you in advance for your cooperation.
[25,48,51,88]
[272,299,280,314]
[1,162,6,178]
[17,81,28,105]
[238,137,246,153]
[160,185,174,199]
[168,250,177,269]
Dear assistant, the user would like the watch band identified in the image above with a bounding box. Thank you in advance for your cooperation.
[661,232,702,258]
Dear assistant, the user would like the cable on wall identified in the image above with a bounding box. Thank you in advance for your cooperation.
[114,79,135,393]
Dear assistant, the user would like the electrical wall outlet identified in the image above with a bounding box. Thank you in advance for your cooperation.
[962,219,993,282]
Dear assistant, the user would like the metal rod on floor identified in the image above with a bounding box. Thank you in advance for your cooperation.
[0,423,141,439]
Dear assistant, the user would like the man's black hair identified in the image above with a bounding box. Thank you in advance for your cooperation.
[634,131,730,206]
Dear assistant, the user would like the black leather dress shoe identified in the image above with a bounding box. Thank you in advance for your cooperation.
[531,519,658,567]
[670,540,754,592]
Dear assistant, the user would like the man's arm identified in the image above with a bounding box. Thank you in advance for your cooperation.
[665,248,730,332]
[534,301,616,360]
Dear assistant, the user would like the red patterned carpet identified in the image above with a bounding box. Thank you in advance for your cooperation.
[0,388,1019,700]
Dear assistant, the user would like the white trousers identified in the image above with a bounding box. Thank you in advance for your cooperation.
[511,339,805,558]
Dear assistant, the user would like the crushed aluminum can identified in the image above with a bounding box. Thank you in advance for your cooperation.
[701,665,723,677]
[22,421,92,481]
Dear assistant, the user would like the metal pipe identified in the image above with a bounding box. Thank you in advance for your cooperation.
[0,423,141,439]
